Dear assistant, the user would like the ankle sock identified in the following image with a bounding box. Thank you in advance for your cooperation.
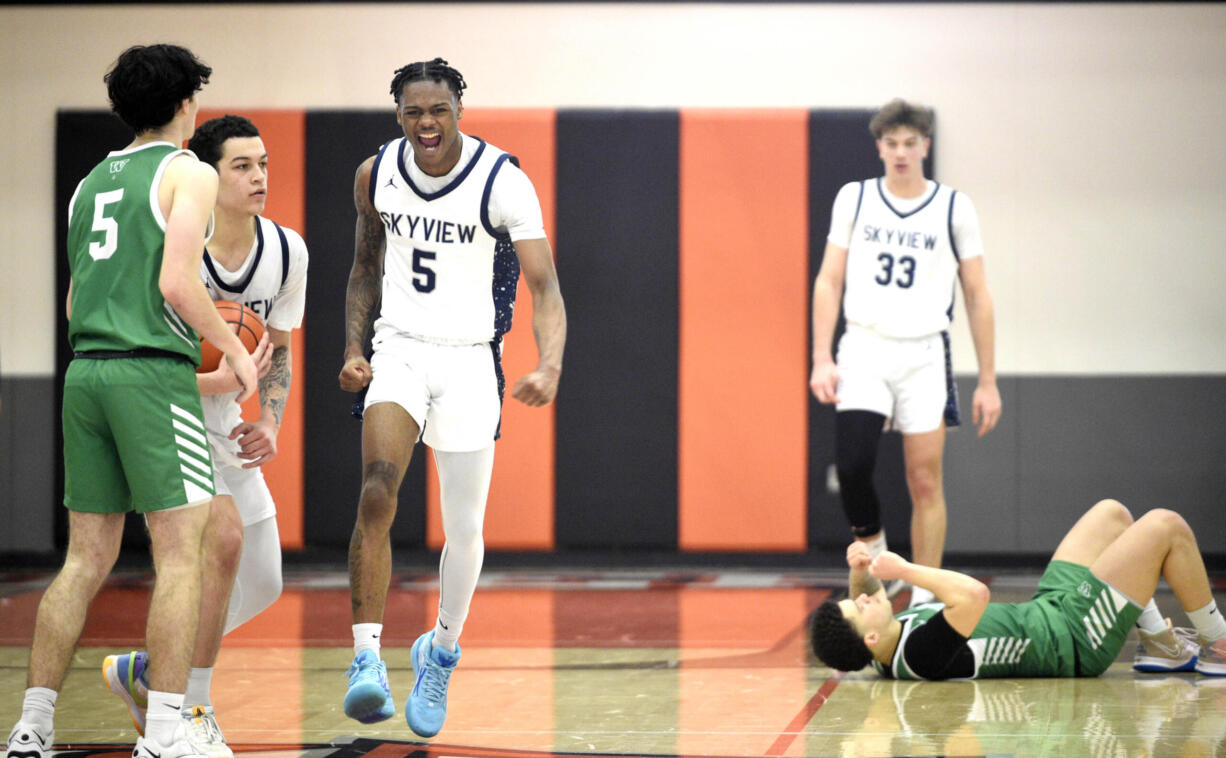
[1187,601,1226,641]
[353,623,383,657]
[145,690,184,745]
[1136,600,1168,636]
[20,687,56,734]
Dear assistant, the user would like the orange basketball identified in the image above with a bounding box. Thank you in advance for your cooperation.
[197,300,265,373]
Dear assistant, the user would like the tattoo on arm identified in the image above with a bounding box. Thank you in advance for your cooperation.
[259,345,290,426]
[345,176,385,354]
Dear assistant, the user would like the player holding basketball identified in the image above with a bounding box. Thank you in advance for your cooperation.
[101,115,308,758]
[5,45,258,758]
[809,99,1001,607]
[337,58,565,737]
[809,499,1226,679]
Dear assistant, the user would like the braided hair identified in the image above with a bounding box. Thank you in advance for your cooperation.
[389,58,467,105]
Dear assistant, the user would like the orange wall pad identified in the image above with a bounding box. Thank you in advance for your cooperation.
[678,110,809,551]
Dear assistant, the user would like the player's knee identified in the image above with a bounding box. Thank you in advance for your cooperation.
[1090,498,1133,527]
[252,570,283,615]
[62,549,118,590]
[205,517,244,573]
[444,514,485,549]
[905,467,942,505]
[1140,508,1191,539]
[357,473,400,524]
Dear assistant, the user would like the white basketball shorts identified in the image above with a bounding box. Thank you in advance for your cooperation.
[834,324,960,434]
[211,461,276,526]
[364,329,503,452]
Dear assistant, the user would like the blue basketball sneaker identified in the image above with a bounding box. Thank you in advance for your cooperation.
[406,632,460,738]
[343,650,395,723]
[102,651,149,735]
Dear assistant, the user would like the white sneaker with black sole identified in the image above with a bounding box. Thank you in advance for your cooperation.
[5,722,53,758]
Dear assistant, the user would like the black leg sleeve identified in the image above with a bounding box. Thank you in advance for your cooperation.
[835,410,888,537]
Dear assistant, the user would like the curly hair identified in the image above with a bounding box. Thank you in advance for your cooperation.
[869,98,934,140]
[104,44,212,134]
[389,57,467,105]
[188,115,260,168]
[808,597,874,672]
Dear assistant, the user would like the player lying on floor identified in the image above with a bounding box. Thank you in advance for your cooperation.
[809,499,1226,679]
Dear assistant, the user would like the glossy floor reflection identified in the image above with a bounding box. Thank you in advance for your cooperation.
[1,568,1224,758]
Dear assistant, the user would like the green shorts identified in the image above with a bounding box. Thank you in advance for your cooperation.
[63,356,214,513]
[1034,560,1143,677]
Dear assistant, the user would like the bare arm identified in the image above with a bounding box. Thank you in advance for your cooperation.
[809,241,848,404]
[258,327,292,427]
[846,540,886,600]
[958,257,1001,436]
[510,236,566,407]
[159,156,257,402]
[870,551,990,637]
[230,326,290,468]
[338,156,384,392]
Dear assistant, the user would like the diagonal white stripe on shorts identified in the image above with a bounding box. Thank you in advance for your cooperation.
[178,449,212,476]
[172,418,207,446]
[180,464,213,489]
[175,434,211,462]
[170,403,206,430]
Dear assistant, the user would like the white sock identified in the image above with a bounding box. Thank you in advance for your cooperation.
[353,623,383,657]
[20,687,56,733]
[861,531,887,559]
[909,586,936,606]
[1136,599,1168,635]
[433,610,461,653]
[145,690,184,746]
[183,667,213,708]
[1187,600,1226,641]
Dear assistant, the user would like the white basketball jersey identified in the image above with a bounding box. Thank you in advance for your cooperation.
[200,216,309,466]
[843,179,964,339]
[370,136,520,344]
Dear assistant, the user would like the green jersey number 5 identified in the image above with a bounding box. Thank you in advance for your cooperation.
[88,189,125,260]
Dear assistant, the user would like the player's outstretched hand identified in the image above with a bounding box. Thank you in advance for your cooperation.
[251,332,274,379]
[226,350,259,404]
[972,382,1002,437]
[869,551,909,582]
[339,355,372,392]
[231,418,278,468]
[846,541,873,572]
[810,360,839,404]
[512,366,560,407]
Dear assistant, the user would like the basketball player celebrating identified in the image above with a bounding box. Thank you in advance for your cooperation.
[337,58,565,738]
[5,45,258,758]
[102,115,308,758]
[810,499,1226,679]
[809,99,1002,607]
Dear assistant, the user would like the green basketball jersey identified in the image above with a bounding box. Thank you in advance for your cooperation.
[876,600,1075,680]
[67,142,202,363]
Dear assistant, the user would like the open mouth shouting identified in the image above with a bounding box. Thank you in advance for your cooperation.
[418,132,443,152]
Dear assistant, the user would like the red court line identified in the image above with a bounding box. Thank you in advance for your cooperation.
[764,676,840,756]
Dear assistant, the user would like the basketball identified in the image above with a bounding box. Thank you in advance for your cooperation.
[198,300,265,373]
